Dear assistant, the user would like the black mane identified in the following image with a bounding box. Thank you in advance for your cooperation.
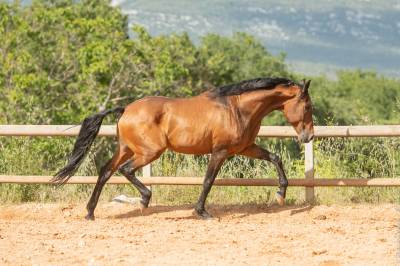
[211,77,295,97]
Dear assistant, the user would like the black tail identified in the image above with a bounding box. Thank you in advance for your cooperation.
[52,107,125,184]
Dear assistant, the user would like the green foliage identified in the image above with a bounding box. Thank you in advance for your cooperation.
[0,1,289,125]
[310,71,400,125]
[0,0,132,123]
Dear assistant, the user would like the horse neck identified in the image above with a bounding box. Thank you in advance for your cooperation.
[232,89,290,123]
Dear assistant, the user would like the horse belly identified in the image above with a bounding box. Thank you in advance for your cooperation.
[161,98,220,154]
[166,128,213,154]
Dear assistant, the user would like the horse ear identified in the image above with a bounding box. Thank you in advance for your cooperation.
[305,79,311,91]
[302,79,311,96]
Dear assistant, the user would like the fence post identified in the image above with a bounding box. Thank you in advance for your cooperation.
[143,164,153,203]
[305,140,315,202]
[143,164,152,178]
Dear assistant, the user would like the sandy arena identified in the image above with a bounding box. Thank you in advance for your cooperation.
[0,202,398,265]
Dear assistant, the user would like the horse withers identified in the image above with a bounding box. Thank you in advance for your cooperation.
[53,77,314,220]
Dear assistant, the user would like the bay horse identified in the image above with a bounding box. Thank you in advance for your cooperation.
[53,77,314,220]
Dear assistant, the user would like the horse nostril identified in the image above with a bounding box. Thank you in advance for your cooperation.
[309,134,314,141]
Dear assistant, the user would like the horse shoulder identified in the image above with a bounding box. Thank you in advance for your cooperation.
[212,103,261,151]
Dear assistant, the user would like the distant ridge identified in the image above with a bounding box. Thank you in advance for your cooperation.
[112,0,400,78]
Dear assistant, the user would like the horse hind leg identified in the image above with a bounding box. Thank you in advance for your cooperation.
[119,159,151,211]
[119,151,164,211]
[85,147,133,220]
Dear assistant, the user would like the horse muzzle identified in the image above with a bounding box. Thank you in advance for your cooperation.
[298,131,314,143]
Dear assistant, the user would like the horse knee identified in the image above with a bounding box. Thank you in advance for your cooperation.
[119,160,134,175]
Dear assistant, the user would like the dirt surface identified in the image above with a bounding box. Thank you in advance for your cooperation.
[0,202,398,266]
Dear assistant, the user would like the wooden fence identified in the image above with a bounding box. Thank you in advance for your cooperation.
[1,125,400,202]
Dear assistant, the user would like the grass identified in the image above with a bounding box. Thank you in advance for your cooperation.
[0,136,399,205]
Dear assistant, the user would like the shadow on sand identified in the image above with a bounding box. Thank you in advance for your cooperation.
[109,203,314,220]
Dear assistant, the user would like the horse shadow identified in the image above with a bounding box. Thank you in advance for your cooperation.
[108,203,314,220]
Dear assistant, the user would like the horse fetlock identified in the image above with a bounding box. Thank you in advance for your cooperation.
[194,208,213,220]
[141,189,152,207]
[194,204,203,213]
[140,198,150,209]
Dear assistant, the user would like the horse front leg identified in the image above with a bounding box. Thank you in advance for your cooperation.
[195,150,228,219]
[239,144,288,206]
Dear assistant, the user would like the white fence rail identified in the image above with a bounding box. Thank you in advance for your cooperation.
[1,125,400,202]
[1,125,400,137]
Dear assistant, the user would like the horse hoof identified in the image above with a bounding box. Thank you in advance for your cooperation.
[276,192,285,206]
[85,214,95,221]
[139,202,149,215]
[195,209,213,220]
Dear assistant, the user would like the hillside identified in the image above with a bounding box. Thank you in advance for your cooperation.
[111,0,400,78]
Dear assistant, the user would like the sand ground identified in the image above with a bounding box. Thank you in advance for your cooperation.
[0,202,398,265]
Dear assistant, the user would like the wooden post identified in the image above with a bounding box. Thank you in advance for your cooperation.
[142,164,153,203]
[142,164,151,178]
[305,140,315,202]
